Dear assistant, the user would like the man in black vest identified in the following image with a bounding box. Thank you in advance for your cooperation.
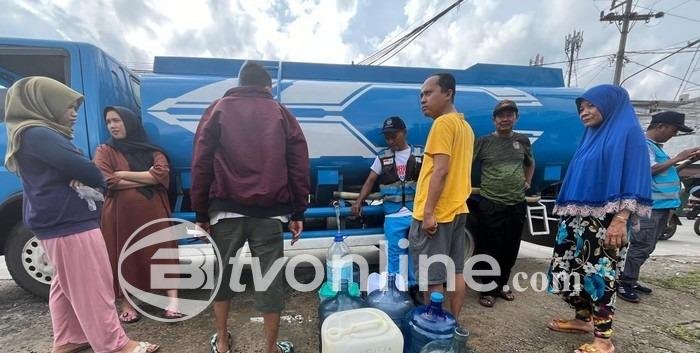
[352,116,423,295]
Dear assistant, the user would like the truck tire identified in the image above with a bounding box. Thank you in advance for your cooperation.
[464,226,476,258]
[658,223,676,241]
[659,214,680,241]
[5,223,51,299]
[694,217,700,236]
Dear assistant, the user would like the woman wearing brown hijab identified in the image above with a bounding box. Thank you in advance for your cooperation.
[94,106,181,323]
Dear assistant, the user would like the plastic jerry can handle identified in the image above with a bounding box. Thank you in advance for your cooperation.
[326,314,388,339]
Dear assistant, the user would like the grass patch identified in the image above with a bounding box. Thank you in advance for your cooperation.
[662,321,700,350]
[642,271,700,298]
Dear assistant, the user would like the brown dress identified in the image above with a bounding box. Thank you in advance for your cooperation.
[94,144,177,297]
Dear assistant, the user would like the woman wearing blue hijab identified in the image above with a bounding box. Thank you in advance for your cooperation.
[547,85,651,353]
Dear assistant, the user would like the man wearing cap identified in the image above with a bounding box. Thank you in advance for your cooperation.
[191,61,309,353]
[472,100,535,307]
[618,111,699,303]
[352,116,423,297]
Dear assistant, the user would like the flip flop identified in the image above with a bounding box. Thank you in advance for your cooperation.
[478,295,496,307]
[547,319,593,334]
[131,342,160,353]
[210,331,233,353]
[163,309,184,319]
[574,343,614,353]
[119,310,141,324]
[498,290,515,301]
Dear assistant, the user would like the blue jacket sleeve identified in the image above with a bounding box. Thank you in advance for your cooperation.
[21,127,105,188]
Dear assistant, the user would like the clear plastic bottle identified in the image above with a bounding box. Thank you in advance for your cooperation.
[419,326,473,353]
[326,233,353,290]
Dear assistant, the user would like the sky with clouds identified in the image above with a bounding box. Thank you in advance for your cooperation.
[1,0,699,100]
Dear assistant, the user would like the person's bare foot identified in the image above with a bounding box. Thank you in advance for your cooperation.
[216,335,230,353]
[575,338,614,353]
[51,342,89,353]
[547,318,594,333]
[114,340,159,353]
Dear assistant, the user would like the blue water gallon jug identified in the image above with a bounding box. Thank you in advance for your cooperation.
[405,292,456,353]
[318,279,368,325]
[318,279,369,352]
[366,273,415,332]
[419,326,473,353]
[318,280,361,301]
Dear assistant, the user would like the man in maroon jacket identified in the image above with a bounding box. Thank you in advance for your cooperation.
[191,61,310,353]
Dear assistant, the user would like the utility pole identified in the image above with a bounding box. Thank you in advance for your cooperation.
[600,0,664,85]
[564,31,583,87]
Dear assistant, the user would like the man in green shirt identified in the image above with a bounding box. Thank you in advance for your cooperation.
[473,99,535,308]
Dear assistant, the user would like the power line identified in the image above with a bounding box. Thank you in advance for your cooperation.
[537,35,700,66]
[629,49,700,54]
[675,44,700,98]
[665,0,693,13]
[358,0,464,65]
[621,39,700,85]
[540,54,614,66]
[583,62,612,86]
[635,4,700,22]
[625,59,700,87]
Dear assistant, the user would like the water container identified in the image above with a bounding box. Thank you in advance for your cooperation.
[326,233,353,290]
[405,292,457,353]
[322,308,403,353]
[419,327,474,353]
[318,280,361,301]
[318,280,368,325]
[366,273,415,332]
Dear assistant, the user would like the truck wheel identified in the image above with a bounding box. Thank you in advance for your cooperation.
[464,227,475,258]
[658,222,677,241]
[5,223,51,299]
[694,218,700,236]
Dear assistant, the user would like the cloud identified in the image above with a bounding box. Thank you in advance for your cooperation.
[368,0,699,99]
[1,0,697,99]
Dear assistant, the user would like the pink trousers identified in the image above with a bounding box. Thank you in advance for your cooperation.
[41,228,129,353]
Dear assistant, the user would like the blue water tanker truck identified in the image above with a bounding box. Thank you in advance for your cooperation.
[0,37,584,298]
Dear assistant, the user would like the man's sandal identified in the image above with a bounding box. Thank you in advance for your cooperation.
[498,290,515,301]
[547,319,593,334]
[210,331,233,353]
[277,341,294,353]
[478,295,496,307]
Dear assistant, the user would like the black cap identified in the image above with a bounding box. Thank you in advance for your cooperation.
[493,99,518,116]
[651,111,692,133]
[381,116,406,134]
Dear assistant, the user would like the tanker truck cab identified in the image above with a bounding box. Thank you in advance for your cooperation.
[0,37,584,299]
[0,38,141,298]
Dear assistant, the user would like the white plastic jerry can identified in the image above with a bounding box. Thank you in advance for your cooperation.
[321,307,403,353]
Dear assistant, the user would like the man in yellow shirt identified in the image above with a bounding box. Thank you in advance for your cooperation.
[410,73,474,318]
